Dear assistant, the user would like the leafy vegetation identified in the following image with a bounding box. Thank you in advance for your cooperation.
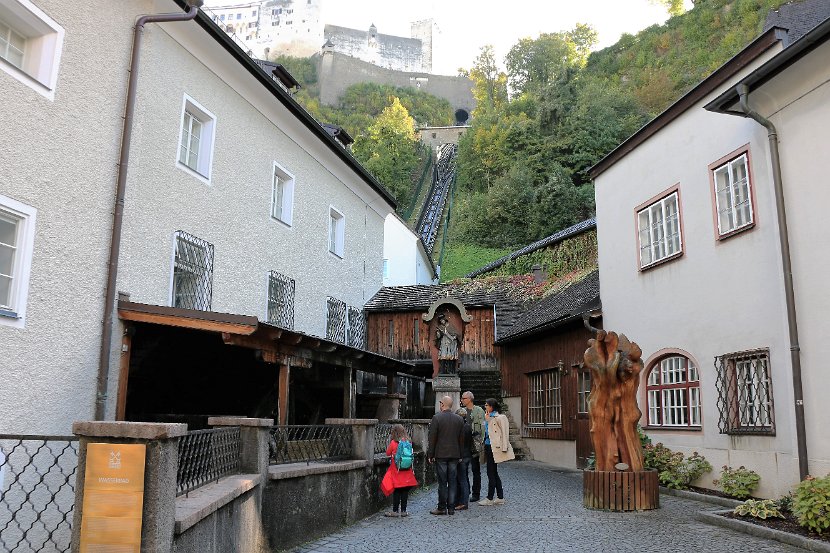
[439,243,511,281]
[734,499,785,520]
[643,442,712,489]
[715,465,761,499]
[793,474,830,534]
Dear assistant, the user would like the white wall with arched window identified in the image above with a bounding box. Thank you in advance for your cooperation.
[645,354,701,429]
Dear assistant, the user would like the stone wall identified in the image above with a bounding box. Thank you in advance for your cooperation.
[316,51,475,123]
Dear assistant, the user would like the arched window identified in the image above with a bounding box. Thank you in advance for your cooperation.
[646,356,701,428]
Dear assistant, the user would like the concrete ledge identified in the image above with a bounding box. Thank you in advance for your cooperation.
[324,418,378,425]
[660,486,742,508]
[73,421,188,440]
[374,453,390,466]
[268,460,368,480]
[389,419,432,424]
[696,510,830,552]
[207,416,273,427]
[174,474,261,535]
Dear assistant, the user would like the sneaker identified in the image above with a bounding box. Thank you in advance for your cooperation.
[384,511,399,517]
[478,498,494,506]
[400,512,409,517]
[493,498,505,505]
[448,509,455,516]
[429,508,447,516]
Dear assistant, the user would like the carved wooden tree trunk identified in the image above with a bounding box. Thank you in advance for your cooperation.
[584,330,644,471]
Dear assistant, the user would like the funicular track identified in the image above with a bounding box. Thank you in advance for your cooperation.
[416,143,457,253]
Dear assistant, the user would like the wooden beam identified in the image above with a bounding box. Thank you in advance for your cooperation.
[343,368,356,418]
[278,363,290,425]
[386,372,398,395]
[115,328,133,421]
[121,309,257,335]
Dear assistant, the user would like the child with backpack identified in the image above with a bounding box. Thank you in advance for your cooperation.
[380,424,418,517]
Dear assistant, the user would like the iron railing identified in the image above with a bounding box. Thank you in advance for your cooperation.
[269,425,352,465]
[267,270,295,329]
[172,230,214,311]
[715,349,775,435]
[326,296,347,343]
[374,422,415,455]
[176,427,241,496]
[0,435,78,553]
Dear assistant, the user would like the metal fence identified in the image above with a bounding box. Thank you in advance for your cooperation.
[269,425,353,465]
[715,349,775,435]
[0,435,78,553]
[176,427,241,496]
[374,423,415,455]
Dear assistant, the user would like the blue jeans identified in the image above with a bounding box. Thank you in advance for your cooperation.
[434,459,458,511]
[455,457,471,506]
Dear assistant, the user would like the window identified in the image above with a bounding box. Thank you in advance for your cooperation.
[527,369,562,426]
[325,297,364,346]
[0,1,65,100]
[646,356,701,428]
[347,306,366,348]
[715,349,774,435]
[712,152,754,237]
[577,370,591,414]
[637,190,682,268]
[236,13,241,19]
[177,95,216,182]
[382,259,389,280]
[328,207,344,257]
[270,163,294,226]
[171,231,213,311]
[267,271,295,329]
[0,195,36,327]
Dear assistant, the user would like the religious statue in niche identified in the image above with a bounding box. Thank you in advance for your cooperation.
[422,297,473,379]
[435,311,459,375]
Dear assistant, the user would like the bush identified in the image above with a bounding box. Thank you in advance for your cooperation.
[714,465,761,499]
[734,499,784,520]
[644,443,712,489]
[793,475,830,534]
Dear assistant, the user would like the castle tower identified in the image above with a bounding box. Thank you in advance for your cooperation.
[410,19,433,73]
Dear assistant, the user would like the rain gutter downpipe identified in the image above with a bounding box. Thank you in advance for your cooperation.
[94,1,202,420]
[734,83,808,480]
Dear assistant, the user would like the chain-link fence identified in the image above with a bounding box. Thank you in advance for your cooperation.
[0,435,78,553]
[715,349,775,435]
[269,425,353,465]
[176,427,241,496]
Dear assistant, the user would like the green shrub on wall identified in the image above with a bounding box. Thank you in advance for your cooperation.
[643,443,712,490]
[488,230,598,280]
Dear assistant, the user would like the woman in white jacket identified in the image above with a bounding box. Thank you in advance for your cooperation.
[478,398,514,505]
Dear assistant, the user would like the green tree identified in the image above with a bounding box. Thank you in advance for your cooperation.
[352,97,422,210]
[463,46,508,117]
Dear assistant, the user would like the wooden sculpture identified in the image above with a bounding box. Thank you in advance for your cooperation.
[582,322,658,511]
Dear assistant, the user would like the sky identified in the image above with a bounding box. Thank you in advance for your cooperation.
[322,1,695,75]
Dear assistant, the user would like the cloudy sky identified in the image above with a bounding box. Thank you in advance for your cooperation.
[323,1,695,75]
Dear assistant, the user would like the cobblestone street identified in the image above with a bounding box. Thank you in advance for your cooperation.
[292,461,803,552]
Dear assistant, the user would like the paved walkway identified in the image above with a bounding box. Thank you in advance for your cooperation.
[292,461,804,552]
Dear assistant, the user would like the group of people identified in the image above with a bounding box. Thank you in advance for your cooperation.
[380,391,515,517]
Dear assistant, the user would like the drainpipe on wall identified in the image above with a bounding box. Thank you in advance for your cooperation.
[732,83,809,480]
[94,0,203,421]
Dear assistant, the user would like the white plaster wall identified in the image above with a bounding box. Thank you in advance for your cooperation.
[383,215,418,286]
[0,0,148,434]
[526,439,577,470]
[746,38,830,476]
[115,18,390,340]
[593,45,805,497]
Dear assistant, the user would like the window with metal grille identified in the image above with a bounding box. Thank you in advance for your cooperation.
[177,95,216,181]
[637,191,682,268]
[646,356,701,428]
[326,296,347,343]
[577,370,591,414]
[347,306,366,348]
[171,231,213,311]
[713,152,753,236]
[715,349,774,434]
[527,369,562,426]
[267,271,294,329]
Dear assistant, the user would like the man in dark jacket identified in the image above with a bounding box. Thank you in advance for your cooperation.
[427,395,464,515]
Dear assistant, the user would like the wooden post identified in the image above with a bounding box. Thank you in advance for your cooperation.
[278,363,290,425]
[386,372,397,395]
[343,368,356,418]
[115,327,133,421]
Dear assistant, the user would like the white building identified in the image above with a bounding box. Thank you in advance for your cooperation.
[382,214,437,286]
[0,0,404,434]
[590,9,830,498]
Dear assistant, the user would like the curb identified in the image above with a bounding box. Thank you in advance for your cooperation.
[660,486,742,508]
[696,510,830,552]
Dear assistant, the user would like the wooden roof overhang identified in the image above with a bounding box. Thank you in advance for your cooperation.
[118,301,415,376]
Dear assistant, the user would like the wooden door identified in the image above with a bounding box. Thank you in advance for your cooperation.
[575,366,594,468]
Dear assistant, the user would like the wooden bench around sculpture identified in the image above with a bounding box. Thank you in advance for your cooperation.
[582,324,659,511]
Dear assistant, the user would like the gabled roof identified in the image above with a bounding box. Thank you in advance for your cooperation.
[495,270,600,344]
[465,218,596,278]
[763,0,830,44]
